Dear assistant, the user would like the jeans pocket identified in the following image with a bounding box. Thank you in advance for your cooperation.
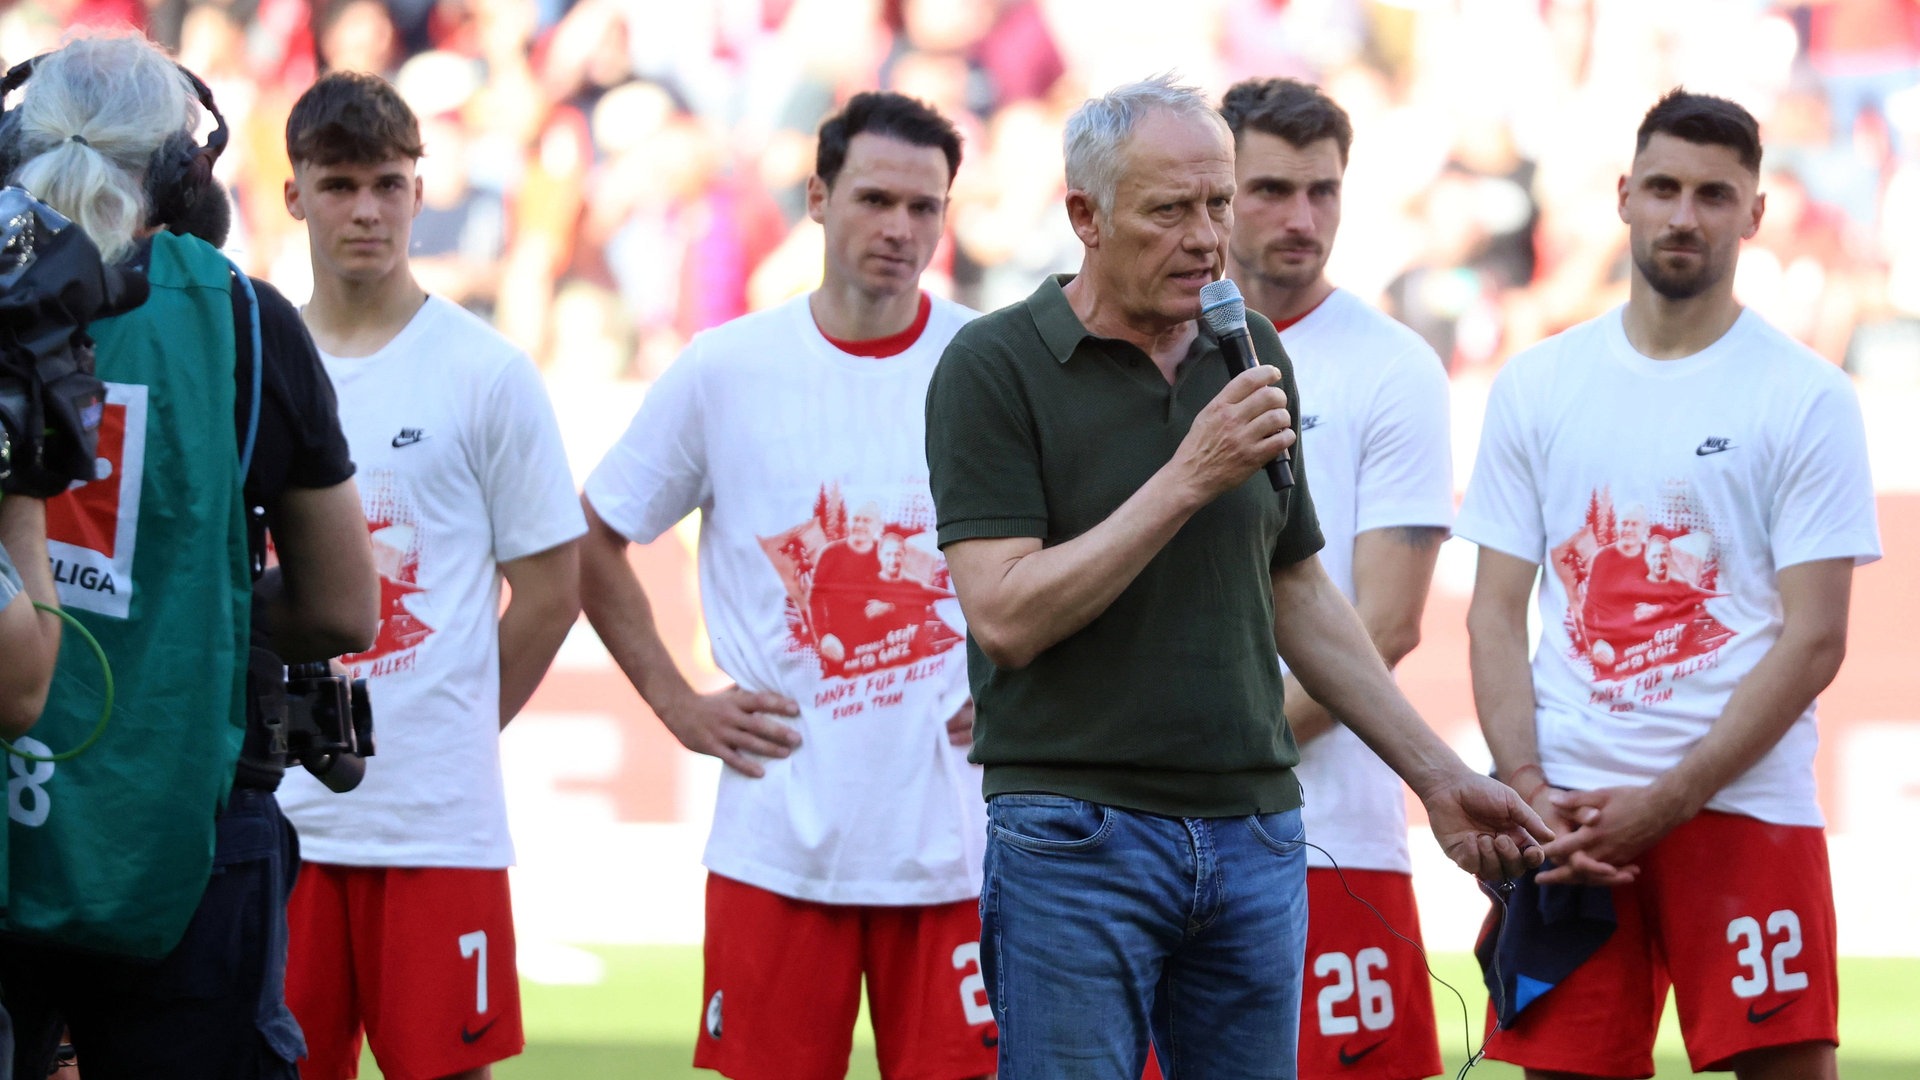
[1245,808,1305,855]
[988,794,1114,853]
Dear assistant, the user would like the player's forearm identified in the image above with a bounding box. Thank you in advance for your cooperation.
[1279,673,1335,744]
[257,480,380,661]
[950,466,1210,670]
[578,526,700,717]
[1468,599,1541,784]
[1273,559,1461,799]
[497,542,582,727]
[1653,621,1846,818]
[497,595,575,727]
[1351,525,1445,670]
[1467,550,1544,784]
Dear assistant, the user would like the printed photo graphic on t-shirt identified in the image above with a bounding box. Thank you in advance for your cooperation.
[342,468,434,677]
[758,482,963,684]
[1549,483,1735,691]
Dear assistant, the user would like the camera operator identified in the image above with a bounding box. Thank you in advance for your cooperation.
[0,32,377,1080]
[0,494,59,736]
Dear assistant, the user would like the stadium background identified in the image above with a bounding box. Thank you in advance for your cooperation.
[8,0,1917,1074]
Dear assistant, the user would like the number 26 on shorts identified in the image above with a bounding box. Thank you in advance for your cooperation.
[1314,948,1394,1035]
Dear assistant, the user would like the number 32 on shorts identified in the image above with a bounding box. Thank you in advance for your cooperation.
[1314,949,1394,1035]
[1728,909,1807,998]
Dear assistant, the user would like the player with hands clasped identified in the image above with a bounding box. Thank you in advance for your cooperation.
[1458,89,1879,1079]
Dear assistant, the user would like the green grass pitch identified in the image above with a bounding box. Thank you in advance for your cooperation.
[352,947,1920,1078]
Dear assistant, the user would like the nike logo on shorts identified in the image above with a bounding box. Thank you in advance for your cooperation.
[461,1018,498,1044]
[1747,997,1797,1024]
[1338,1038,1386,1066]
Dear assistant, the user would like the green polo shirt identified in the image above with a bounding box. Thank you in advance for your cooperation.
[926,275,1323,817]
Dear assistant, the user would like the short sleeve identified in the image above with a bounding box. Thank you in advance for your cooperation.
[241,277,355,503]
[1260,323,1325,570]
[926,337,1049,547]
[1455,364,1546,564]
[581,342,713,545]
[1355,344,1453,533]
[1771,371,1880,569]
[476,355,588,562]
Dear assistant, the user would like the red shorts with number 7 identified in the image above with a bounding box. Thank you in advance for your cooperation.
[286,864,525,1080]
[1486,810,1837,1077]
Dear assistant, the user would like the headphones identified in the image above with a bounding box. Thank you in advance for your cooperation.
[0,52,229,229]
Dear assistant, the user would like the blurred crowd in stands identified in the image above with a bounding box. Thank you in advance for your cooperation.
[7,0,1915,385]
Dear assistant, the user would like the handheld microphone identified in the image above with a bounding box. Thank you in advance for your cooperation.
[1199,278,1294,491]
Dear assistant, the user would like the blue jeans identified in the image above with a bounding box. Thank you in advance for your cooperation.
[980,795,1308,1079]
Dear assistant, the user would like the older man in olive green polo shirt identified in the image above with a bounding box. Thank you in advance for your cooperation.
[924,75,1553,1078]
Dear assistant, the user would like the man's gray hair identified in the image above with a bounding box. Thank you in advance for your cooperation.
[3,33,201,265]
[1063,74,1221,222]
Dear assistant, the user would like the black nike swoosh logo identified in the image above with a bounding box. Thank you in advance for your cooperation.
[1747,998,1797,1024]
[1695,445,1732,455]
[392,434,427,448]
[461,1018,498,1044]
[1338,1039,1386,1066]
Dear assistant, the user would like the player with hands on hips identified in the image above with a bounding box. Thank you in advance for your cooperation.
[581,91,996,1080]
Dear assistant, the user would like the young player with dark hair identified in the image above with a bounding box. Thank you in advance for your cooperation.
[278,70,585,1080]
[580,91,995,1080]
[1461,88,1876,1080]
[1206,75,1452,1080]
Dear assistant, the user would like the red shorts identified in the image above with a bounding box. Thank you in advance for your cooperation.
[1142,868,1441,1080]
[286,864,525,1080]
[695,873,998,1080]
[1486,811,1837,1077]
[1298,867,1443,1079]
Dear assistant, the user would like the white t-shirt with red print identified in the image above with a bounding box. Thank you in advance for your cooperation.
[1280,289,1455,874]
[1456,306,1880,827]
[278,296,587,868]
[584,293,983,906]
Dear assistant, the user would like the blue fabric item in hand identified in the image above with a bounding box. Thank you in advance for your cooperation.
[1475,868,1618,1029]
